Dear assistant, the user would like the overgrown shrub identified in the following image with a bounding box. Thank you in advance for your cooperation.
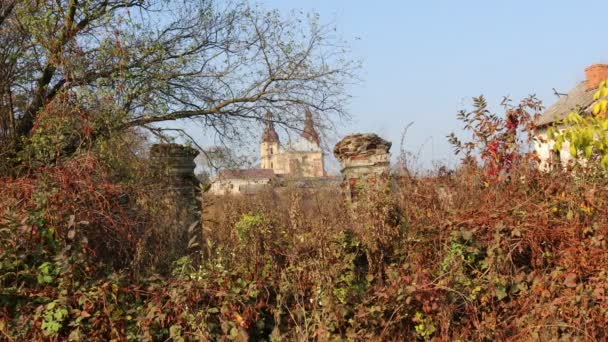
[3,160,608,340]
[5,90,608,339]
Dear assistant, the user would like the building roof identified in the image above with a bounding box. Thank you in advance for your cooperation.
[218,168,275,180]
[535,81,597,127]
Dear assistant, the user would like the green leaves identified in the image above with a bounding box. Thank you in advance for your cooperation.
[414,312,437,339]
[234,213,268,242]
[41,301,68,337]
[37,262,56,285]
[495,285,508,301]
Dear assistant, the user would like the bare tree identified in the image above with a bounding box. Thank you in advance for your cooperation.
[0,0,357,167]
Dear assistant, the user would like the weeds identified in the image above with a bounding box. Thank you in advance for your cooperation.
[3,138,608,340]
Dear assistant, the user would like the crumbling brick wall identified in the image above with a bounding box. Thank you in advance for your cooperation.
[333,134,392,202]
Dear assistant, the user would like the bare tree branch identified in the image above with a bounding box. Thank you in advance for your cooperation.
[1,0,357,166]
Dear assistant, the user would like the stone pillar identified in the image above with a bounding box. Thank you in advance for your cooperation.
[150,143,199,194]
[333,134,392,202]
[150,143,200,261]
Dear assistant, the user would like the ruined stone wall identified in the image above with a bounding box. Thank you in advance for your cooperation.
[150,143,199,189]
[209,177,273,195]
[149,143,200,259]
[333,134,392,202]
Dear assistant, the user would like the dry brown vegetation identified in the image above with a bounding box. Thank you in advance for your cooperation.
[5,0,608,340]
[3,151,608,340]
[4,91,608,340]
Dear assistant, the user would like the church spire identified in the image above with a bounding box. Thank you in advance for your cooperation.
[301,109,320,145]
[262,111,279,143]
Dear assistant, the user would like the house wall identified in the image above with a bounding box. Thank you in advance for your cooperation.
[209,178,272,195]
[274,151,324,177]
[269,151,290,175]
[534,127,573,170]
[262,146,324,178]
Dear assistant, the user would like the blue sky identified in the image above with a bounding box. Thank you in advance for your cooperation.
[258,0,607,169]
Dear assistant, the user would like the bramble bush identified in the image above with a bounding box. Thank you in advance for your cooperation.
[3,95,608,340]
[4,160,608,340]
[448,95,541,181]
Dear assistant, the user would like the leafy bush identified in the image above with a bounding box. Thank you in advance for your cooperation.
[448,95,542,180]
[3,159,608,340]
[4,90,608,339]
[548,78,608,170]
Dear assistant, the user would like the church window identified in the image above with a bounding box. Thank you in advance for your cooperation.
[270,147,273,154]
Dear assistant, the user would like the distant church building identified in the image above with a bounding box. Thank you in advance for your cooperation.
[260,110,325,178]
[209,109,326,195]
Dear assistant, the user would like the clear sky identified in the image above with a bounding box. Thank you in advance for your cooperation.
[257,0,607,169]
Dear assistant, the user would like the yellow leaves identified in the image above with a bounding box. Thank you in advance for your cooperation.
[584,145,593,159]
[592,102,600,116]
[580,204,593,215]
[601,154,608,168]
[592,79,608,117]
[592,99,608,116]
[593,79,608,116]
[593,87,607,100]
[566,111,583,124]
[233,312,244,325]
[552,109,608,168]
[572,125,608,157]
[569,144,577,157]
[554,135,564,151]
[547,126,556,140]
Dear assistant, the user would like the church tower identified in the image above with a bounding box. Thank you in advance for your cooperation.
[260,111,279,170]
[299,109,325,177]
[301,109,321,146]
